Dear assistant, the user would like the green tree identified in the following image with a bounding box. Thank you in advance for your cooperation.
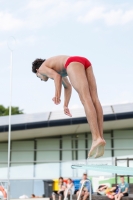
[0,105,24,116]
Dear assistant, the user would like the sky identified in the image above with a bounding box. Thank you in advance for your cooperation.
[0,0,133,114]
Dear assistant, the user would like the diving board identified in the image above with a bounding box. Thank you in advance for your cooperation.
[71,164,133,175]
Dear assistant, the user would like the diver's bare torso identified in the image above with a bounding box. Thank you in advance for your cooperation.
[43,55,69,77]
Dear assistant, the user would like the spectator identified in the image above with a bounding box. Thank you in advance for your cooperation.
[64,178,75,198]
[52,177,66,200]
[106,185,119,199]
[97,185,108,195]
[0,186,7,199]
[97,184,119,199]
[31,194,36,198]
[76,173,93,200]
[115,176,129,200]
[31,194,41,198]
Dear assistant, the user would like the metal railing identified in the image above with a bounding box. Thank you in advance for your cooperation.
[64,188,72,200]
[77,180,92,200]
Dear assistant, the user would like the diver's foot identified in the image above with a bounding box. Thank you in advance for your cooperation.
[88,138,105,157]
[94,145,105,158]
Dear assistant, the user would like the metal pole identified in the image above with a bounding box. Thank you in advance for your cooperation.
[77,180,92,200]
[7,36,16,200]
[127,158,129,183]
[115,157,117,184]
[64,188,72,200]
[7,49,13,200]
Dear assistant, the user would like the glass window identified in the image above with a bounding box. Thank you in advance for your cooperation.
[0,143,8,162]
[78,134,85,149]
[113,130,133,139]
[10,180,34,199]
[11,141,34,162]
[88,134,92,149]
[62,151,72,161]
[102,150,111,158]
[77,134,86,160]
[0,164,7,178]
[114,131,133,155]
[114,150,133,157]
[78,151,86,160]
[0,143,8,150]
[37,139,59,150]
[10,164,34,178]
[129,160,133,167]
[61,161,73,177]
[35,163,60,178]
[0,151,8,162]
[37,151,59,161]
[12,151,34,162]
[62,136,72,149]
[12,141,34,150]
[37,138,60,161]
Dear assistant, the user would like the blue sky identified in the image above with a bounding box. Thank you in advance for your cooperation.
[0,0,133,114]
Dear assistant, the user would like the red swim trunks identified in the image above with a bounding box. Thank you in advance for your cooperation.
[64,56,91,69]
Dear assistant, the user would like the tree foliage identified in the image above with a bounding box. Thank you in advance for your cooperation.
[0,105,24,116]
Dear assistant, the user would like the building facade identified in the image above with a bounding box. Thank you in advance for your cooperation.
[0,103,133,197]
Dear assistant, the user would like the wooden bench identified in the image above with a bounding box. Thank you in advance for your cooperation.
[11,198,49,200]
[54,194,133,200]
[92,193,133,200]
[54,183,133,200]
[69,194,133,200]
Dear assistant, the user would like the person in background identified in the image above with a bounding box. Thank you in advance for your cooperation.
[97,185,108,195]
[97,184,119,199]
[64,178,75,198]
[115,176,129,200]
[76,173,93,200]
[52,177,66,200]
[31,194,41,198]
[31,194,36,198]
[105,185,119,199]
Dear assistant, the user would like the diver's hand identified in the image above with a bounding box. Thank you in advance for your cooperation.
[64,106,72,117]
[52,97,61,105]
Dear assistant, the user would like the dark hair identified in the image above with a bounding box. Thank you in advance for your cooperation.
[83,173,87,176]
[98,185,107,189]
[59,177,63,180]
[32,58,46,73]
[120,176,124,178]
[31,194,35,197]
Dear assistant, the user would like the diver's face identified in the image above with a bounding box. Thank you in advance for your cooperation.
[36,72,48,82]
[36,68,48,82]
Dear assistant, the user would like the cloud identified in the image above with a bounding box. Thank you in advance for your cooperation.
[16,35,47,47]
[78,6,105,23]
[0,41,6,48]
[0,0,90,31]
[78,6,133,26]
[24,0,82,28]
[0,0,133,32]
[17,36,38,46]
[0,11,24,31]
